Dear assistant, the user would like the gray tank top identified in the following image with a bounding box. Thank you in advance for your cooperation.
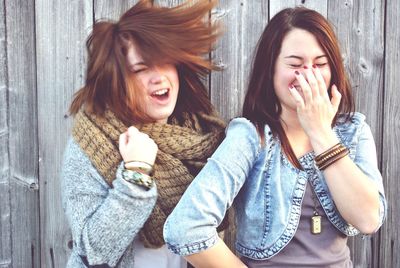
[242,182,352,268]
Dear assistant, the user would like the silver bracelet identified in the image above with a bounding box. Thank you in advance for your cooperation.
[124,161,153,175]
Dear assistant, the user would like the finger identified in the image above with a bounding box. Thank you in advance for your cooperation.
[294,71,313,105]
[288,84,305,110]
[330,84,342,111]
[312,64,329,98]
[303,66,320,98]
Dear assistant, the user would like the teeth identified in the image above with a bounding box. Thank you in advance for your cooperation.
[152,88,168,96]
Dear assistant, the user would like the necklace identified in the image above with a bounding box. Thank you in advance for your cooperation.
[310,187,322,234]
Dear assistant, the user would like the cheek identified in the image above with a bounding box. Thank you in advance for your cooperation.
[274,66,296,87]
[169,68,179,89]
[320,68,332,87]
[136,74,149,89]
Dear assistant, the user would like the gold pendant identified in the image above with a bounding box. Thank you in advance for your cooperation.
[311,215,322,234]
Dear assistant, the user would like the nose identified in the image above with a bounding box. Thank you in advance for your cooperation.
[297,63,312,79]
[150,68,167,84]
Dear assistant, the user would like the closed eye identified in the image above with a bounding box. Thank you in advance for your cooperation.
[315,63,328,67]
[133,67,148,73]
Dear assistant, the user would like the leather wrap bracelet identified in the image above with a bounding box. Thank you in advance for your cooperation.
[315,143,349,170]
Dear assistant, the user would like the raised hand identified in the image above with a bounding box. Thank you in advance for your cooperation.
[288,65,341,142]
[119,126,158,166]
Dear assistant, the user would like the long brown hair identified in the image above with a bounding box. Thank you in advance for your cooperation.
[243,7,354,169]
[70,0,220,125]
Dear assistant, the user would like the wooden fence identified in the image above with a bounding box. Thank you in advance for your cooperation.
[0,0,398,267]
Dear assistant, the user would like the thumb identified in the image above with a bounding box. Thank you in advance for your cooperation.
[119,131,128,148]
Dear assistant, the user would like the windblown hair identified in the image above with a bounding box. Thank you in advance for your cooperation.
[70,0,220,124]
[243,7,355,169]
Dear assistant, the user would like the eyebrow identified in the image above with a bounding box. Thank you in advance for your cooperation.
[284,55,327,60]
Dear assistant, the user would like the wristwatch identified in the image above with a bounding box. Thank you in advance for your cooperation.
[122,169,154,189]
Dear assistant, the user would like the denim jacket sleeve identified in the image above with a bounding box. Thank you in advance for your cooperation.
[163,118,261,255]
[352,119,387,229]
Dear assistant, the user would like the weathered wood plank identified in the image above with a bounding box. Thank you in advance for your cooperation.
[210,0,268,121]
[94,0,139,21]
[155,0,185,7]
[0,180,11,267]
[380,0,400,267]
[328,1,385,267]
[5,0,40,267]
[270,0,327,17]
[0,0,8,181]
[35,0,93,266]
[9,179,40,268]
[0,0,11,266]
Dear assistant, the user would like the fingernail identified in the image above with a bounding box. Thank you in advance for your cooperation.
[289,83,294,89]
[303,66,308,69]
[295,71,300,75]
[312,64,317,68]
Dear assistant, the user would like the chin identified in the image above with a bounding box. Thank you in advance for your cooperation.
[152,113,173,123]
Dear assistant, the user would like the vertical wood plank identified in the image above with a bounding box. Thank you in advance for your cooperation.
[210,0,268,121]
[381,0,400,267]
[95,0,139,21]
[328,1,385,267]
[270,0,327,17]
[0,0,11,262]
[0,1,11,265]
[5,0,40,267]
[35,0,93,266]
[155,0,185,7]
[0,183,11,268]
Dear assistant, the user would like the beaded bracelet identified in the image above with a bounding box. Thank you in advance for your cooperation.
[122,169,154,189]
[315,143,349,170]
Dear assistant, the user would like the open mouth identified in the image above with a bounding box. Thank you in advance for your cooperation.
[151,88,170,101]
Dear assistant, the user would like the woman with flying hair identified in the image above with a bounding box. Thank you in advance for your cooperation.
[165,7,387,267]
[61,0,226,267]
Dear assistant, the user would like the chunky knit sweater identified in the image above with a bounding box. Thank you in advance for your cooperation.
[62,138,157,267]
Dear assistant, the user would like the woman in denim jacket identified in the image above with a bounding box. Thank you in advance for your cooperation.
[164,7,387,268]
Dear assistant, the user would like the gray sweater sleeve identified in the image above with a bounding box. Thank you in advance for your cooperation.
[61,138,157,267]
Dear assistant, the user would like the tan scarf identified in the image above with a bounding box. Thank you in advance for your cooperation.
[72,109,226,248]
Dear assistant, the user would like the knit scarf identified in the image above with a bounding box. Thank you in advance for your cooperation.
[72,109,226,248]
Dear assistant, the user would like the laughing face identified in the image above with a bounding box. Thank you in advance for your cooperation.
[127,44,179,124]
[273,28,332,115]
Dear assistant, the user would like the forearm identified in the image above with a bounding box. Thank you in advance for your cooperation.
[62,140,158,266]
[78,179,157,262]
[310,131,380,233]
[322,156,380,233]
[186,239,247,268]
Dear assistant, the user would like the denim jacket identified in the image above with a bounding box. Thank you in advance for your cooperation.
[164,113,387,260]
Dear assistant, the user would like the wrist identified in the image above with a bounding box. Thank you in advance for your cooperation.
[309,129,339,155]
